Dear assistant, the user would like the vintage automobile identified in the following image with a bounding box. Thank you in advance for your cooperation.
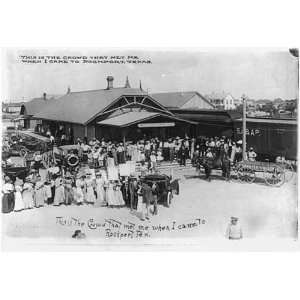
[58,144,82,168]
[140,174,179,207]
[2,156,29,181]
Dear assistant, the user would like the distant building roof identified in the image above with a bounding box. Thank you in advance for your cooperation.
[34,87,148,124]
[150,91,213,109]
[3,102,24,107]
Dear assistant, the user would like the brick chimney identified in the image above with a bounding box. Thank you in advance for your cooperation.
[106,76,114,89]
[124,76,131,88]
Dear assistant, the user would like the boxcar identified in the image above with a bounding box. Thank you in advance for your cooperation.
[233,118,297,161]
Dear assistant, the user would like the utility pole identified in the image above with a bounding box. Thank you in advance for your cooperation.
[242,94,247,160]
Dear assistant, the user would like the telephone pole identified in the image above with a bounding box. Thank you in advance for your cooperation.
[242,94,247,160]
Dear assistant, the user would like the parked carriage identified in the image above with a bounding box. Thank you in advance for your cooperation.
[234,160,285,187]
[2,156,29,181]
[195,152,290,187]
[140,174,179,207]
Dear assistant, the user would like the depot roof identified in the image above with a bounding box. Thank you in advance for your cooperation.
[150,91,213,108]
[34,87,148,125]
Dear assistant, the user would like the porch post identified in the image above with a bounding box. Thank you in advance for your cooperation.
[122,127,128,161]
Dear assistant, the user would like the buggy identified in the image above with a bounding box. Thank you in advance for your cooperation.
[140,174,179,207]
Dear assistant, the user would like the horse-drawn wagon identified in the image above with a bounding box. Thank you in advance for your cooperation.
[234,160,285,187]
[195,151,289,187]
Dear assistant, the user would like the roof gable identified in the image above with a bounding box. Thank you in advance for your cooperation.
[34,87,148,124]
[150,91,195,108]
[150,91,213,108]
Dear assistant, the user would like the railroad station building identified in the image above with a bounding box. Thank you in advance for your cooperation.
[20,76,241,142]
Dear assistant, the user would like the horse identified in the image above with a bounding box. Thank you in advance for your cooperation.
[196,148,231,181]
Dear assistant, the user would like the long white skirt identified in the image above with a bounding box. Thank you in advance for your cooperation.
[95,185,105,206]
[54,185,65,205]
[74,187,84,204]
[22,191,34,209]
[14,191,25,211]
[86,186,96,203]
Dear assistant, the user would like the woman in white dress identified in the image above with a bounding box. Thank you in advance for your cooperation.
[98,150,106,169]
[85,174,96,204]
[34,175,45,208]
[157,149,163,163]
[106,181,115,207]
[114,180,125,207]
[95,172,106,207]
[131,143,138,162]
[53,175,65,206]
[22,178,35,209]
[14,179,25,212]
[74,174,84,205]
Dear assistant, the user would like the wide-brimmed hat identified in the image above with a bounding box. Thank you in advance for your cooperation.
[4,176,11,182]
[237,140,243,145]
[15,177,23,185]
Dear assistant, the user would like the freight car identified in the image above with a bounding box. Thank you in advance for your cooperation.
[233,118,297,161]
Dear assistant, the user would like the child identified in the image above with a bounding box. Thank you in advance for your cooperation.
[150,151,157,173]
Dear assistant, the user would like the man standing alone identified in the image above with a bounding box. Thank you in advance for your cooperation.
[225,217,243,240]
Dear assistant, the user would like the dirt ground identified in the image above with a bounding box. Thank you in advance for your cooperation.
[2,169,297,250]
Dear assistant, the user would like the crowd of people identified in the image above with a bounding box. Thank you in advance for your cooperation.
[2,168,162,221]
[66,135,257,169]
[2,132,259,217]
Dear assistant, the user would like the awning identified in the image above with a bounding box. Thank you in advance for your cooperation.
[97,111,197,127]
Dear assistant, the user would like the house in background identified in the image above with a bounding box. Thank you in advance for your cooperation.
[205,92,236,110]
[2,102,24,114]
[256,99,272,110]
[234,97,243,107]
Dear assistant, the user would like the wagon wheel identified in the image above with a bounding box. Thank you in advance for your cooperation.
[237,166,256,183]
[283,162,294,182]
[166,191,172,207]
[230,163,239,181]
[264,166,285,187]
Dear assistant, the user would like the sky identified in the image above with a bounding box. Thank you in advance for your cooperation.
[2,48,299,102]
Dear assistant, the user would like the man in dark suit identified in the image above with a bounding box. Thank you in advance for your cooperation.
[129,177,138,210]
